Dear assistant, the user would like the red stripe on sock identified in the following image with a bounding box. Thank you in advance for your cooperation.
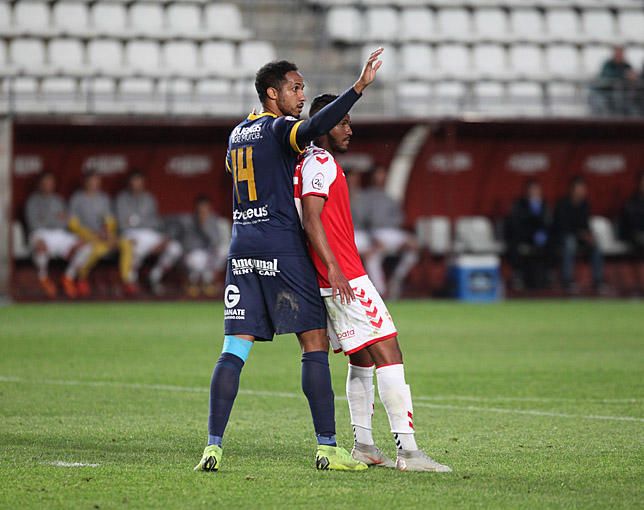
[375,362,403,369]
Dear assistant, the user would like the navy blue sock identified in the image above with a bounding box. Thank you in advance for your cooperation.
[207,352,244,446]
[301,351,337,446]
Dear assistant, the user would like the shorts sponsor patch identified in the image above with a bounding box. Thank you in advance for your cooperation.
[231,257,280,276]
[224,284,245,320]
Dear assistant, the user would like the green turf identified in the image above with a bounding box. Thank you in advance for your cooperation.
[0,301,642,509]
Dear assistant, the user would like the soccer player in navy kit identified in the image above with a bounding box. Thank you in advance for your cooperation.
[195,49,384,472]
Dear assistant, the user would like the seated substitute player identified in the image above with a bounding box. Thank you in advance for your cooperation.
[295,94,451,472]
[195,49,384,473]
[25,172,92,299]
[115,171,182,296]
[68,172,133,297]
[182,195,228,298]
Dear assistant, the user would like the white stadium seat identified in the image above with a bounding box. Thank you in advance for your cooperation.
[546,45,580,78]
[626,46,644,71]
[88,40,123,73]
[49,39,85,72]
[473,44,507,78]
[545,9,579,42]
[163,42,198,74]
[434,81,466,114]
[582,45,611,75]
[397,82,432,117]
[510,9,543,42]
[400,43,432,80]
[205,3,251,39]
[436,44,470,77]
[508,81,544,115]
[88,77,126,114]
[581,10,615,43]
[400,8,434,42]
[618,11,644,43]
[436,8,470,40]
[119,78,162,114]
[11,77,46,113]
[42,77,84,112]
[547,82,585,117]
[454,217,502,254]
[52,1,89,34]
[365,7,399,42]
[326,7,362,43]
[473,8,507,41]
[416,216,451,255]
[0,3,11,31]
[125,41,161,73]
[590,216,629,256]
[167,4,202,36]
[130,3,164,35]
[91,3,127,35]
[202,42,237,78]
[10,39,46,71]
[14,1,50,32]
[473,81,506,109]
[239,41,276,77]
[509,44,543,79]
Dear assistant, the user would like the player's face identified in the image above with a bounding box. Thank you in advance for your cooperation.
[130,175,145,193]
[276,71,306,118]
[85,175,101,193]
[39,175,55,194]
[196,201,211,221]
[328,115,352,153]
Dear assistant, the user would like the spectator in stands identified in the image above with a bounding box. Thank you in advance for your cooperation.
[506,179,552,290]
[68,172,133,297]
[360,165,419,299]
[591,45,638,116]
[182,195,227,298]
[115,171,182,296]
[25,172,92,299]
[621,173,644,294]
[553,176,603,293]
[346,170,371,256]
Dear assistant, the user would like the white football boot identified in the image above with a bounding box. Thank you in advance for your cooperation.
[351,443,395,468]
[396,449,452,472]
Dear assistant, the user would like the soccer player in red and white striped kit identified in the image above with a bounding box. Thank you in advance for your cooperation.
[294,94,451,472]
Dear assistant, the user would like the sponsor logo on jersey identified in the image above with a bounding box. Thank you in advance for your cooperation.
[13,155,43,176]
[224,284,245,320]
[165,155,212,176]
[337,329,355,340]
[82,154,128,175]
[230,123,263,144]
[233,204,270,224]
[231,258,280,276]
[507,153,549,173]
[584,154,626,175]
[312,172,325,190]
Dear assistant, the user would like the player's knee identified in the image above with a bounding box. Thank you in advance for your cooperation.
[167,240,182,259]
[222,335,253,363]
[368,336,403,366]
[298,329,329,353]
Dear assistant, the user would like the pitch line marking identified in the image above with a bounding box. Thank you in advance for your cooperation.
[0,376,642,423]
[49,461,100,468]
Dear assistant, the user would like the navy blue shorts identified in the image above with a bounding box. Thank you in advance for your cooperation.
[223,255,326,341]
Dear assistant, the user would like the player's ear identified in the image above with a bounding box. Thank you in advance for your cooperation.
[266,87,279,101]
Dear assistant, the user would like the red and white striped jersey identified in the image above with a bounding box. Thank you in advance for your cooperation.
[294,145,366,289]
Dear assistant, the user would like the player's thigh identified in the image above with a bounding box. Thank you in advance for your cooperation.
[185,249,209,272]
[259,255,326,337]
[373,228,408,253]
[124,229,162,258]
[223,259,273,341]
[325,275,397,355]
[32,229,77,258]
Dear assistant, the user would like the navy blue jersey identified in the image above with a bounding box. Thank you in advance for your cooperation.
[224,88,362,259]
[226,113,308,257]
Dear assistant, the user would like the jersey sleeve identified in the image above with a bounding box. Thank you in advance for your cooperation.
[272,116,307,154]
[225,149,233,174]
[300,152,338,199]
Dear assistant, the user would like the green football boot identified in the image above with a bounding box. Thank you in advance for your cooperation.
[315,445,368,471]
[194,444,222,472]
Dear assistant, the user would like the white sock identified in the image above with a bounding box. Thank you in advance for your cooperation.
[346,364,375,446]
[33,251,48,279]
[152,240,182,282]
[65,244,92,279]
[376,364,417,451]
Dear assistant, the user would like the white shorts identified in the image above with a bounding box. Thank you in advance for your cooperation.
[372,228,409,253]
[324,274,397,355]
[30,229,79,258]
[123,228,164,258]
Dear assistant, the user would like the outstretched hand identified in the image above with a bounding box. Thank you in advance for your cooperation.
[353,47,384,94]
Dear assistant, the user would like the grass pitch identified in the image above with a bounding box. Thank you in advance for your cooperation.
[0,300,642,509]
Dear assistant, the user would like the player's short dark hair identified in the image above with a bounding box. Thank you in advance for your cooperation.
[128,170,144,182]
[570,175,586,189]
[309,94,338,117]
[255,60,299,104]
[37,171,53,183]
[195,194,212,206]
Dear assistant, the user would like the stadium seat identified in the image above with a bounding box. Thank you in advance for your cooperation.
[52,1,89,35]
[416,216,451,256]
[434,81,466,114]
[509,44,544,79]
[130,3,164,36]
[365,7,399,42]
[42,77,84,112]
[436,8,471,41]
[14,1,50,34]
[400,44,432,80]
[91,3,128,35]
[626,46,644,71]
[396,82,432,117]
[11,77,46,113]
[88,40,123,74]
[546,44,580,78]
[201,42,238,78]
[473,44,508,78]
[454,216,502,254]
[205,3,252,40]
[509,8,543,42]
[435,44,471,79]
[119,78,163,114]
[326,7,362,44]
[0,3,11,32]
[473,81,506,113]
[473,8,507,42]
[239,41,276,77]
[49,39,85,74]
[581,9,615,44]
[163,42,199,75]
[547,81,585,116]
[400,8,434,42]
[125,41,162,74]
[508,81,544,115]
[10,39,47,72]
[545,9,580,43]
[590,216,629,256]
[167,4,202,37]
[582,45,611,75]
[88,77,126,114]
[12,221,30,259]
[618,10,644,44]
